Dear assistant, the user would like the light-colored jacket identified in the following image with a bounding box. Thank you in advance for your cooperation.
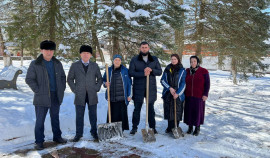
[67,60,102,106]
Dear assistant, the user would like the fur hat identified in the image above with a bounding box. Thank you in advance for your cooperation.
[40,40,56,50]
[80,45,92,54]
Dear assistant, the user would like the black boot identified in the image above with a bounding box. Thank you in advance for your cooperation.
[34,143,44,150]
[165,127,172,133]
[130,128,137,135]
[91,133,98,141]
[193,126,200,136]
[153,128,158,134]
[72,135,82,142]
[53,137,67,144]
[187,125,193,134]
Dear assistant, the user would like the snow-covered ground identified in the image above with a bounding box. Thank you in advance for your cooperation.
[0,58,269,158]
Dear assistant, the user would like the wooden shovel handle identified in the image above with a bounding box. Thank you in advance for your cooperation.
[146,75,149,128]
[106,64,111,123]
[174,98,177,128]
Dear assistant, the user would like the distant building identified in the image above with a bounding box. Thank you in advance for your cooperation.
[164,43,218,56]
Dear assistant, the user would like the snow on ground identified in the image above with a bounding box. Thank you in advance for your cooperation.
[0,58,270,158]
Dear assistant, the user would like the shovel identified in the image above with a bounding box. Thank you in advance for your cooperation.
[172,99,184,139]
[141,75,156,143]
[97,64,123,141]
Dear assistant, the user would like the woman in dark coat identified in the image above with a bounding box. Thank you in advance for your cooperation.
[103,54,132,131]
[184,56,210,136]
[161,54,186,133]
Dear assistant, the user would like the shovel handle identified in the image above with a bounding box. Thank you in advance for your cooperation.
[106,64,111,123]
[174,99,177,128]
[146,75,149,129]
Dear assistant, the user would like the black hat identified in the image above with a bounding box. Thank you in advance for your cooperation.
[80,45,92,54]
[40,40,56,50]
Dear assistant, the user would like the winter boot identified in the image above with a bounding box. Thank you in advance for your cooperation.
[35,143,44,150]
[53,137,67,144]
[72,135,82,142]
[130,128,137,135]
[165,128,172,133]
[193,126,200,136]
[187,125,193,134]
[153,129,158,134]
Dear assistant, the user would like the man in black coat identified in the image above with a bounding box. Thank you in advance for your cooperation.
[25,40,67,150]
[129,41,162,135]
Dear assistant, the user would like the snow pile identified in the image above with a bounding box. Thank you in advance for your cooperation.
[58,44,71,54]
[0,66,21,81]
[131,0,151,5]
[180,4,192,11]
[114,6,150,20]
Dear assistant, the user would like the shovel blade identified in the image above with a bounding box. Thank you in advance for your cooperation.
[141,128,156,143]
[172,127,184,139]
[97,122,123,142]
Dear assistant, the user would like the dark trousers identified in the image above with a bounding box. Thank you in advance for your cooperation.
[34,91,61,144]
[75,94,97,137]
[132,102,156,129]
[167,120,179,130]
[107,101,129,130]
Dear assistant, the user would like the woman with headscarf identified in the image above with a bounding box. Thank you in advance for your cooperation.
[161,54,186,133]
[184,56,210,136]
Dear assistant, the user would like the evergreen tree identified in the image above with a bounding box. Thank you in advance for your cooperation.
[210,0,270,84]
[98,0,169,62]
[157,0,186,61]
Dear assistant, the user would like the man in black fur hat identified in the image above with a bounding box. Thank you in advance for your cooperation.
[25,40,67,150]
[67,45,102,142]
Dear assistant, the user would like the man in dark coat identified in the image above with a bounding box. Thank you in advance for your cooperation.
[25,40,67,150]
[67,45,102,142]
[129,41,162,135]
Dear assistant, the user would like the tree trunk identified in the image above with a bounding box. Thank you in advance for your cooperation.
[0,26,12,66]
[91,0,105,64]
[112,35,120,56]
[21,46,24,66]
[96,42,105,65]
[218,54,223,70]
[49,0,56,41]
[30,0,38,58]
[174,0,184,62]
[195,0,206,63]
[0,26,5,56]
[112,0,121,57]
[231,56,237,84]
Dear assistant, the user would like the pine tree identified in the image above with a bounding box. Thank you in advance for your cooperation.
[210,0,270,84]
[5,0,38,64]
[157,0,186,61]
[98,0,169,62]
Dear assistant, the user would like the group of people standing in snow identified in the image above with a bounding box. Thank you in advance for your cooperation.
[25,40,210,150]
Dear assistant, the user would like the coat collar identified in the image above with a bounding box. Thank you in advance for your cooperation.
[138,52,154,62]
[78,59,93,74]
[165,63,183,73]
[35,54,60,65]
